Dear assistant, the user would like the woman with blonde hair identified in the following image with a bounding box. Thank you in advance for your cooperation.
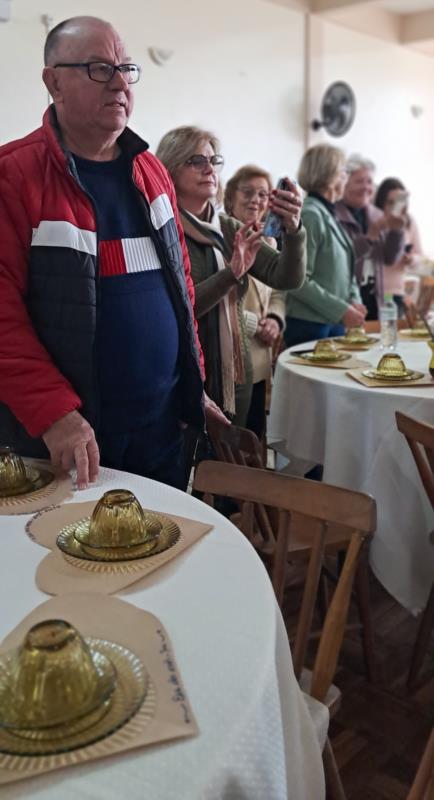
[156,126,305,425]
[224,164,285,439]
[285,144,366,346]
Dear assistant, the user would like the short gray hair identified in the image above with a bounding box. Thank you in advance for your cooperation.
[297,144,345,194]
[346,153,376,175]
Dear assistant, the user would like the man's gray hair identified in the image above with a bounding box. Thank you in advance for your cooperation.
[346,153,376,175]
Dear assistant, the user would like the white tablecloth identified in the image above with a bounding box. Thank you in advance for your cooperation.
[0,468,325,800]
[268,340,434,614]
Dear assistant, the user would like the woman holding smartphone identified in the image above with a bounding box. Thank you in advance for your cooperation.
[156,126,305,425]
[374,178,423,315]
[284,144,366,347]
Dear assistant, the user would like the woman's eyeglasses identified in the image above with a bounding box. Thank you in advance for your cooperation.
[237,187,270,202]
[184,154,224,173]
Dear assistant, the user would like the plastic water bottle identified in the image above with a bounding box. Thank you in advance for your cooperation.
[379,294,398,350]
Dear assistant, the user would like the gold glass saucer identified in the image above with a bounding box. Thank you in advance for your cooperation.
[334,335,379,348]
[0,639,148,756]
[57,512,180,563]
[362,368,423,382]
[399,328,431,339]
[299,351,348,363]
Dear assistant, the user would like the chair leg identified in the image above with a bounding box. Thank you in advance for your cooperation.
[354,546,379,684]
[323,737,347,800]
[408,582,434,690]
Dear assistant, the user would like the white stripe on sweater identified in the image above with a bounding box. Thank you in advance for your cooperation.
[122,237,161,272]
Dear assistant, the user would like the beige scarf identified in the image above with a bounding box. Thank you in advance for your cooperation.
[180,206,245,416]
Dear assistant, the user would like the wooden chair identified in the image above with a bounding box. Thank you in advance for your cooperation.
[193,460,377,800]
[396,411,434,689]
[418,277,434,318]
[206,420,378,683]
[407,728,434,800]
[364,318,407,333]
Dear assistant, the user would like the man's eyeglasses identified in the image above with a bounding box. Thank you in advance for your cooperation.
[237,186,270,202]
[184,154,224,173]
[54,62,141,84]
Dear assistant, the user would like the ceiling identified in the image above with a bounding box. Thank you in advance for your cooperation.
[303,0,434,56]
[379,0,434,11]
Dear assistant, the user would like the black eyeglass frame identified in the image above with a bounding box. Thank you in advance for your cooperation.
[53,62,141,84]
[184,154,225,172]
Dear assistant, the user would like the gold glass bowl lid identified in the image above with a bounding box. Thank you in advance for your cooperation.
[56,489,180,562]
[362,352,423,382]
[344,326,370,343]
[299,339,347,362]
[0,619,148,756]
[0,446,53,499]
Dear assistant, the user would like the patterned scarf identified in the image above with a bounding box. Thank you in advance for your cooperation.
[180,205,245,415]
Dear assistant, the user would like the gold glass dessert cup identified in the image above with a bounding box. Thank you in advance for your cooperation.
[0,447,31,497]
[300,338,347,363]
[0,620,148,756]
[0,620,116,730]
[0,446,54,499]
[362,352,423,382]
[74,489,160,551]
[344,326,370,343]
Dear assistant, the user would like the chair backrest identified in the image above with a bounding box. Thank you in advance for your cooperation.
[364,319,407,333]
[396,412,434,508]
[206,421,275,547]
[206,420,264,468]
[418,280,434,318]
[407,728,434,800]
[193,460,376,703]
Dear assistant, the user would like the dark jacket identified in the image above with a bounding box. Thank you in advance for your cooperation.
[335,201,405,304]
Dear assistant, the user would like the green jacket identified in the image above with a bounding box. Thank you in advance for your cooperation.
[286,195,360,324]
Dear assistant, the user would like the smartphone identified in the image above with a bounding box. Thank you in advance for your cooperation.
[262,177,291,238]
[391,190,409,216]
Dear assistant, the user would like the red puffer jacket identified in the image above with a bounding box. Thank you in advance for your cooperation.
[0,107,204,450]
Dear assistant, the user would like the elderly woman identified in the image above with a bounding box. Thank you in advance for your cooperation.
[224,164,286,439]
[335,154,406,320]
[374,177,423,316]
[284,144,365,347]
[156,127,305,426]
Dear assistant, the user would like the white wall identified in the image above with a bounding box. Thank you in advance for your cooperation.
[308,16,434,254]
[1,1,433,251]
[0,0,305,180]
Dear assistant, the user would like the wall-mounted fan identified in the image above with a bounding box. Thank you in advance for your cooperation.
[311,81,356,137]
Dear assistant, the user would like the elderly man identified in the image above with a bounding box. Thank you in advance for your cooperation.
[335,154,406,320]
[0,16,225,490]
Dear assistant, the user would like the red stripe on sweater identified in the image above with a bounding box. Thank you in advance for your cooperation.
[99,240,127,277]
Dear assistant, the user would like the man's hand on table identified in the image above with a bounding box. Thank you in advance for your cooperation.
[42,410,100,489]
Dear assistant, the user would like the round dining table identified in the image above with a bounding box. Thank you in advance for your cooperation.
[0,467,325,800]
[268,338,434,614]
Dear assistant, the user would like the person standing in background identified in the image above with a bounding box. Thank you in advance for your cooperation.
[335,154,406,320]
[374,177,423,316]
[156,127,306,427]
[285,144,365,347]
[224,164,285,440]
